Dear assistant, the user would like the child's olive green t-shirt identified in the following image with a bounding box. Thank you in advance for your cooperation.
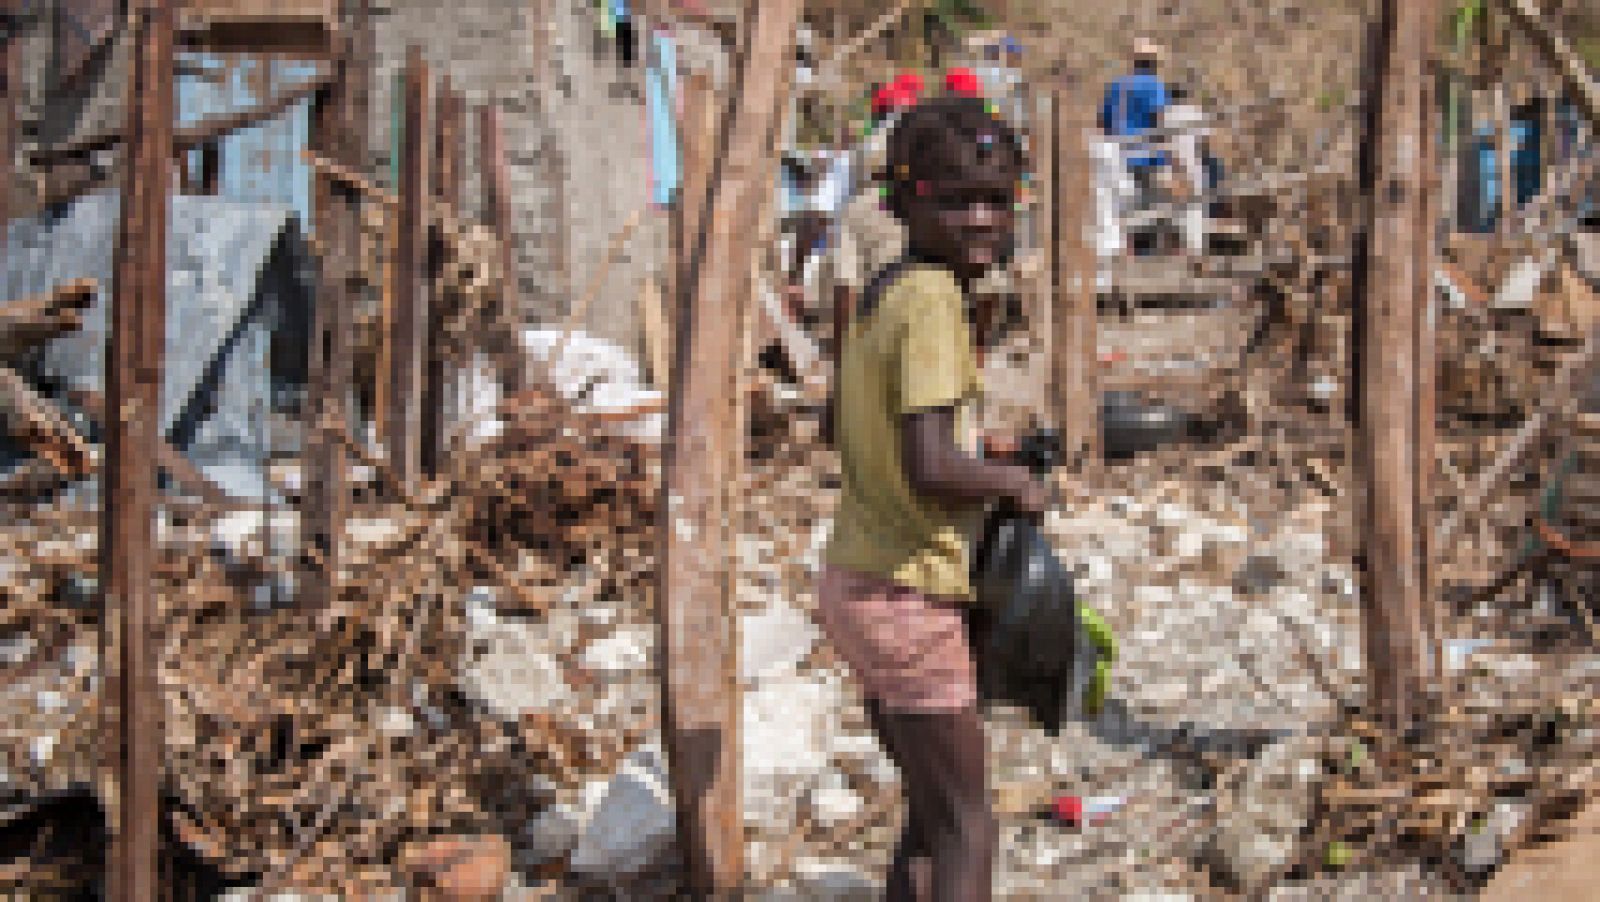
[823,264,984,602]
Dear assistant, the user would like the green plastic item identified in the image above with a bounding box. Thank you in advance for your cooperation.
[1078,604,1116,717]
[1325,840,1352,869]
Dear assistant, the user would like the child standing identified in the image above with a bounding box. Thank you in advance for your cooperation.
[817,96,1048,902]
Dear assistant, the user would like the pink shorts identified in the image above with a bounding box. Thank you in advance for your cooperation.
[813,566,978,712]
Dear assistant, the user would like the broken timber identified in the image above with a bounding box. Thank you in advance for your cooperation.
[384,46,432,491]
[658,0,802,893]
[1354,0,1436,729]
[103,2,173,897]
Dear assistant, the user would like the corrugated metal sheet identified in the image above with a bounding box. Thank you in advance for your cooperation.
[1,192,313,464]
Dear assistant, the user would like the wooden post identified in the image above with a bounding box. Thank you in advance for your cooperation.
[478,100,526,392]
[1416,21,1441,684]
[104,2,172,898]
[303,1,366,612]
[1031,89,1056,405]
[658,1,802,893]
[2,29,15,230]
[422,78,462,476]
[1051,88,1100,476]
[385,46,431,488]
[671,71,717,381]
[1355,0,1433,729]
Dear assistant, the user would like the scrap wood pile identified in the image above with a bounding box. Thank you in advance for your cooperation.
[1294,658,1598,892]
[0,373,667,894]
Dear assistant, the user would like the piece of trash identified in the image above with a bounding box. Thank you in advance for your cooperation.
[1444,638,1491,672]
[1345,737,1367,772]
[1050,794,1125,827]
[1325,840,1351,869]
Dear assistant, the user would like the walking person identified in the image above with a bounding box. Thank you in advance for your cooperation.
[817,96,1051,902]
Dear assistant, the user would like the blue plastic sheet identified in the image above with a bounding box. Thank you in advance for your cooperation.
[647,30,680,207]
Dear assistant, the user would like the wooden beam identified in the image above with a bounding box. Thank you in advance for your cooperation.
[1416,35,1442,683]
[1354,0,1434,729]
[422,78,463,477]
[478,100,526,393]
[302,0,363,613]
[658,1,801,893]
[103,2,173,898]
[384,46,431,490]
[1050,88,1100,476]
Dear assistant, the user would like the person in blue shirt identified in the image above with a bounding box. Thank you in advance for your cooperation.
[1099,38,1171,169]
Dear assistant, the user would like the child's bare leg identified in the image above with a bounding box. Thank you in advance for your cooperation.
[866,698,932,901]
[877,705,995,902]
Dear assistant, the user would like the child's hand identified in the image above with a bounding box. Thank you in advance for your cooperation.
[1012,475,1053,516]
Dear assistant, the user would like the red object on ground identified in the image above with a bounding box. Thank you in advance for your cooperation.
[1052,795,1084,826]
[945,67,983,97]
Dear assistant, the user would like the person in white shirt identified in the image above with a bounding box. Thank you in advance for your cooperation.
[1162,83,1209,257]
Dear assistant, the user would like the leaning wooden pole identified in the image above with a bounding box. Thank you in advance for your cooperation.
[1051,87,1101,476]
[478,101,526,392]
[657,0,801,893]
[303,3,365,612]
[422,77,463,476]
[1355,0,1434,730]
[103,1,173,896]
[385,46,431,489]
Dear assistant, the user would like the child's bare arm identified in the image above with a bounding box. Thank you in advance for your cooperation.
[900,408,1049,512]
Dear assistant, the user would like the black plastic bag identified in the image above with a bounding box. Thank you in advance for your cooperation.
[967,430,1081,734]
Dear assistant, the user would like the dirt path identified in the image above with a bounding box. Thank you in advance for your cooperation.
[1481,801,1600,901]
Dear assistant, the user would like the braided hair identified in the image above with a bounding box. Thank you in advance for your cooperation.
[878,95,1029,223]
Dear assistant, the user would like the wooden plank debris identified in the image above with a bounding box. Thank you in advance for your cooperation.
[103,2,174,897]
[1051,88,1100,475]
[384,46,432,491]
[1354,0,1434,728]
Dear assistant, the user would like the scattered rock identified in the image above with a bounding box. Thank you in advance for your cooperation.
[578,627,652,680]
[1212,734,1328,892]
[514,803,583,872]
[1233,553,1288,596]
[568,745,676,879]
[805,770,863,827]
[740,600,820,683]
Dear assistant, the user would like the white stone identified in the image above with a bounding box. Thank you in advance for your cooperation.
[569,745,676,878]
[740,601,819,683]
[806,770,863,826]
[1213,735,1327,891]
[461,615,573,720]
[743,671,842,778]
[344,516,402,548]
[579,628,651,678]
[29,734,56,765]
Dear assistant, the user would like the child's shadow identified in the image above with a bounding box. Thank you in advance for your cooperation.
[1082,696,1297,772]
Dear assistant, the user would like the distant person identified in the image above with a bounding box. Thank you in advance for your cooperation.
[1100,38,1171,214]
[1163,82,1208,257]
